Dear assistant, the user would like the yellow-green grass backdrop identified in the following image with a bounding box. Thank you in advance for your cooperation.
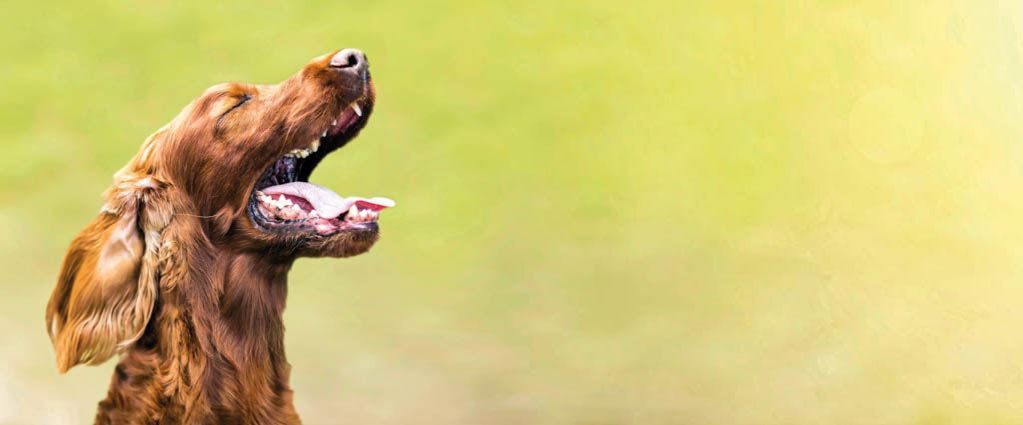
[2,1,1023,423]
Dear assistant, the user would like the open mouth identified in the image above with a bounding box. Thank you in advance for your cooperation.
[248,98,394,236]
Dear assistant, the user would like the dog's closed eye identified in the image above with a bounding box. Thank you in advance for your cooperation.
[214,94,252,130]
[222,94,251,116]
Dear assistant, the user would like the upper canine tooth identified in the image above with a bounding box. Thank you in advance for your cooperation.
[348,205,358,218]
[310,140,320,152]
[351,103,362,117]
[331,119,338,126]
[321,129,328,138]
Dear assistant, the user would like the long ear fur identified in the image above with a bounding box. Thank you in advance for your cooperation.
[46,175,172,373]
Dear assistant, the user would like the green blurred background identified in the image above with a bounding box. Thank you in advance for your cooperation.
[3,0,1023,423]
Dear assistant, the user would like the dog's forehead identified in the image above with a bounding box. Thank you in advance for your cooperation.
[203,82,251,97]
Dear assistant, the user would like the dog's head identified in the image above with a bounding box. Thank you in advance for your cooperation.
[45,49,390,372]
[156,48,389,257]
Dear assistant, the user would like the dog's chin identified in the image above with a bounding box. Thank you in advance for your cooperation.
[298,223,380,257]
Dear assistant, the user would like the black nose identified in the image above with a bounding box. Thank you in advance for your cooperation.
[329,48,368,74]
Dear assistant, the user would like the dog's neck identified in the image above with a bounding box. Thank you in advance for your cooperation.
[95,250,302,424]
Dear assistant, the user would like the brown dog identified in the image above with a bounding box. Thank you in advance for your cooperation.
[45,49,390,424]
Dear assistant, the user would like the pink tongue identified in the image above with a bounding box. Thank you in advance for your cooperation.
[261,182,394,218]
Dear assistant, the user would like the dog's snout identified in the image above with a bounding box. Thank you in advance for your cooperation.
[329,48,368,74]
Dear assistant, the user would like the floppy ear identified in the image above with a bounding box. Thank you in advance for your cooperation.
[45,177,170,373]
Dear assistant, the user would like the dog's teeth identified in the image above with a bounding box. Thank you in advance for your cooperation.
[321,129,328,138]
[310,140,320,152]
[332,119,338,126]
[351,103,362,117]
[348,205,358,219]
[309,210,320,218]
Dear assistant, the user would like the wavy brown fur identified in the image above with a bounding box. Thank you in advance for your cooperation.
[45,50,378,424]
